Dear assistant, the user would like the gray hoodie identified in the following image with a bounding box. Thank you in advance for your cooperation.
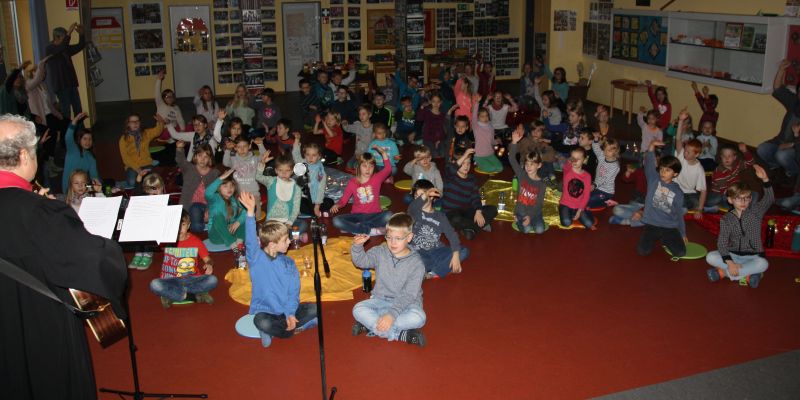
[351,243,425,318]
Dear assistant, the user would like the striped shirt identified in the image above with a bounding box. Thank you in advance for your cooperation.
[717,185,773,260]
[442,163,481,212]
[591,141,620,194]
[711,152,754,194]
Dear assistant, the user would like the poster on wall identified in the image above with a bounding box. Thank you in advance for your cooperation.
[130,2,165,62]
[611,11,667,68]
[554,10,577,32]
[91,16,123,49]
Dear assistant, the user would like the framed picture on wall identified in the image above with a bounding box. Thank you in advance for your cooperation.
[133,29,163,49]
[150,52,165,62]
[262,9,275,19]
[135,66,151,76]
[231,36,243,46]
[331,19,344,29]
[366,10,396,50]
[151,64,166,75]
[348,7,360,17]
[219,74,233,84]
[131,3,161,25]
[218,62,233,72]
[264,72,278,81]
[134,53,149,63]
[263,47,277,57]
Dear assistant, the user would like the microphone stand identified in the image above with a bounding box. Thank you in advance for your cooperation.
[310,218,336,400]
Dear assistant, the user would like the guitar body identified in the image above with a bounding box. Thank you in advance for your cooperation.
[68,289,127,348]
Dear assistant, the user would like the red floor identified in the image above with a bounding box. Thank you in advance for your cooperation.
[87,171,800,399]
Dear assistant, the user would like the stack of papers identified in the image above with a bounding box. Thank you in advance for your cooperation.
[78,195,183,244]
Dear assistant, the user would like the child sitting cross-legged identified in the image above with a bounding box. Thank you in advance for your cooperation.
[636,140,686,257]
[517,120,556,181]
[403,145,443,203]
[509,125,546,234]
[558,147,595,229]
[705,164,772,288]
[675,110,708,220]
[238,192,318,348]
[255,151,307,233]
[149,210,217,308]
[350,213,427,347]
[369,123,401,176]
[408,179,469,279]
[587,137,621,208]
[330,147,393,235]
[442,147,498,239]
[206,169,247,258]
[292,133,334,218]
[706,143,755,212]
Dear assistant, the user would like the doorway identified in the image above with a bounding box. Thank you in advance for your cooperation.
[282,2,321,90]
[90,8,130,102]
[169,5,213,98]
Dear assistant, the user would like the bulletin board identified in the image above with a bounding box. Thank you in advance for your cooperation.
[610,9,668,70]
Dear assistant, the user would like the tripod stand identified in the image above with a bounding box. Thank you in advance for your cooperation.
[310,218,337,400]
[99,300,207,399]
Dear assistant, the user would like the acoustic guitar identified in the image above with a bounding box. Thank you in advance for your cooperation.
[69,289,127,348]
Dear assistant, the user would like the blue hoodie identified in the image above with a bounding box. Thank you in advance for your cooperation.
[246,216,300,317]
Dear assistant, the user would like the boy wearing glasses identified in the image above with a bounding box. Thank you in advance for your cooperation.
[350,213,427,347]
[705,164,772,288]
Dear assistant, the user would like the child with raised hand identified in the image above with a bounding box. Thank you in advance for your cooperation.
[593,105,611,140]
[168,114,220,160]
[586,136,620,208]
[403,145,443,202]
[416,94,448,158]
[155,70,185,131]
[450,115,476,157]
[253,88,281,137]
[637,107,663,153]
[369,123,401,176]
[442,147,498,239]
[558,147,595,229]
[63,169,103,213]
[509,125,546,234]
[477,60,496,98]
[408,180,468,279]
[267,118,296,156]
[483,91,518,139]
[205,169,247,254]
[343,105,373,168]
[176,140,221,233]
[239,191,318,348]
[518,120,556,180]
[637,140,686,257]
[223,135,267,217]
[225,84,255,129]
[453,76,476,121]
[193,85,219,126]
[119,113,166,189]
[351,213,427,347]
[213,109,241,156]
[645,81,671,130]
[150,210,217,308]
[330,147,393,235]
[705,164,772,288]
[706,142,755,212]
[255,151,306,233]
[62,112,98,192]
[691,81,719,128]
[314,111,344,165]
[472,101,503,173]
[695,120,718,171]
[675,110,708,220]
[533,76,563,127]
[536,60,569,102]
[292,133,334,217]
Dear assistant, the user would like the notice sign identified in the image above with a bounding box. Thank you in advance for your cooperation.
[91,16,123,49]
[66,0,79,11]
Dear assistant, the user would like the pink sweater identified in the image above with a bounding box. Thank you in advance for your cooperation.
[453,78,474,121]
[337,155,392,214]
[472,105,494,157]
[559,162,591,210]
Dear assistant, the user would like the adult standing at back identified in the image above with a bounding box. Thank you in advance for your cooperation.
[45,23,86,128]
[0,114,127,399]
[757,59,799,181]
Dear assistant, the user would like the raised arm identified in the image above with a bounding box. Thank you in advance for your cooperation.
[675,109,689,153]
[350,242,378,270]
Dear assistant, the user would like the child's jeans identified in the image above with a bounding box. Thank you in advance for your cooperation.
[558,205,594,228]
[777,192,800,210]
[611,201,645,227]
[445,206,498,234]
[515,212,546,233]
[300,197,335,216]
[699,158,717,172]
[189,203,207,233]
[705,251,768,281]
[540,162,555,179]
[417,246,470,277]
[332,211,392,234]
[149,275,219,302]
[637,224,685,257]
[588,189,614,208]
[684,192,701,210]
[352,296,426,341]
[423,139,447,159]
[254,303,318,339]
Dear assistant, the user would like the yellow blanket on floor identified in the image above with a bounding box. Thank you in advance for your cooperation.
[480,179,563,227]
[224,237,363,305]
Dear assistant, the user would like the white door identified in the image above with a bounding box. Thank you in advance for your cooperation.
[282,3,321,90]
[90,8,130,102]
[169,5,213,98]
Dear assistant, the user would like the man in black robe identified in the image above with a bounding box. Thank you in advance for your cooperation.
[0,114,127,399]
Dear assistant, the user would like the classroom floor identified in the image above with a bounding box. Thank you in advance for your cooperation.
[83,85,800,399]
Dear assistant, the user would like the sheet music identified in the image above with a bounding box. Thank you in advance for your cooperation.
[118,195,170,242]
[77,196,123,239]
[159,205,183,244]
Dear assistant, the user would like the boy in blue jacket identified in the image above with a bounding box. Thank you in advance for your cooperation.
[239,191,317,348]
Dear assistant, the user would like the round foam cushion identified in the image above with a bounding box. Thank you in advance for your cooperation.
[149,145,165,154]
[380,195,392,210]
[235,314,260,339]
[393,179,413,191]
[474,167,496,175]
[256,210,266,223]
[664,242,708,260]
[588,206,606,213]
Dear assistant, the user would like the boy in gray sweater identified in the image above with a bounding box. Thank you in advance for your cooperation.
[351,213,427,347]
[637,140,686,258]
[408,179,468,278]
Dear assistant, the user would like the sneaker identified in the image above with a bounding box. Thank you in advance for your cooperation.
[195,292,215,304]
[260,332,272,348]
[424,272,439,280]
[128,254,143,269]
[296,317,318,333]
[401,329,426,347]
[463,228,476,240]
[352,321,368,336]
[706,268,721,283]
[137,253,153,270]
[160,296,173,309]
[748,273,762,288]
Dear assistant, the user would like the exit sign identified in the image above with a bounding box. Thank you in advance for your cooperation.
[66,0,78,11]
